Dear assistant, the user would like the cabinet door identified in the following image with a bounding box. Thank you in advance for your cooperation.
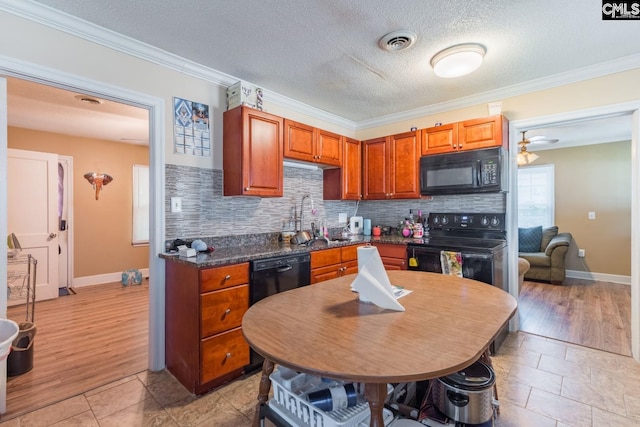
[284,119,315,162]
[458,115,506,151]
[316,129,343,166]
[362,136,389,200]
[200,327,249,384]
[422,123,458,155]
[223,107,283,197]
[311,264,341,284]
[373,243,408,270]
[388,130,420,199]
[200,285,248,337]
[323,137,361,200]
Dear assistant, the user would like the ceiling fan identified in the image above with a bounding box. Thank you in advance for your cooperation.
[517,131,542,166]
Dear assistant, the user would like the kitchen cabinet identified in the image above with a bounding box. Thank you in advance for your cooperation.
[323,137,362,200]
[372,243,407,270]
[363,130,421,200]
[421,115,508,155]
[223,106,283,197]
[283,119,342,166]
[165,260,250,394]
[310,245,359,283]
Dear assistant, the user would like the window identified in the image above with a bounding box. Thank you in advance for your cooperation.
[517,164,554,227]
[132,164,149,245]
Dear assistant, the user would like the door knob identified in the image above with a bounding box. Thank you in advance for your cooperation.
[48,233,57,240]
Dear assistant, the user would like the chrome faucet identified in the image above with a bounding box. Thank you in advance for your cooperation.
[297,194,310,232]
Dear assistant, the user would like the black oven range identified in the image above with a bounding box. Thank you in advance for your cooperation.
[407,212,508,352]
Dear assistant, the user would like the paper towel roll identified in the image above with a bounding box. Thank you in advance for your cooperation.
[357,246,393,292]
[352,246,404,311]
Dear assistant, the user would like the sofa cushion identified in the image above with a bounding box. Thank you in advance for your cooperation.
[518,226,542,252]
[540,226,559,250]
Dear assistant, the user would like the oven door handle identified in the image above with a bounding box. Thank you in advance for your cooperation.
[462,253,492,261]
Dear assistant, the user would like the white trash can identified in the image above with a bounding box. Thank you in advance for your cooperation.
[0,319,19,414]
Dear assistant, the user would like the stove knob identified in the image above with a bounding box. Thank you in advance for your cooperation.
[481,216,489,226]
[491,216,500,226]
[441,217,449,225]
[432,216,440,225]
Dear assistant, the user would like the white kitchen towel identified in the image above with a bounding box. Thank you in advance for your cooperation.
[440,251,463,277]
[351,246,404,311]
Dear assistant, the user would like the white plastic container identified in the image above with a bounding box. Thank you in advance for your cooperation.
[0,319,19,414]
[269,367,394,427]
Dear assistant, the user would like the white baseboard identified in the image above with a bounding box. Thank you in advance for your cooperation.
[566,269,630,285]
[71,268,150,288]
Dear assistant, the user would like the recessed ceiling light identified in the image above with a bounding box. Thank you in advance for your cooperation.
[74,95,102,105]
[379,30,417,52]
[431,43,486,78]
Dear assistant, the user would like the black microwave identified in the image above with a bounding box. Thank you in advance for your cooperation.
[420,147,506,196]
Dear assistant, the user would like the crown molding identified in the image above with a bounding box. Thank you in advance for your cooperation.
[2,0,639,133]
[356,53,640,130]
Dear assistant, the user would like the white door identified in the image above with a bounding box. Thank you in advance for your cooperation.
[7,148,59,302]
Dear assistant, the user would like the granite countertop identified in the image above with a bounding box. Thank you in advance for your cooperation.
[159,234,413,268]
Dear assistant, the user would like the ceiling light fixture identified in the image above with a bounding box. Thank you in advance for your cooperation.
[517,131,540,166]
[431,43,486,78]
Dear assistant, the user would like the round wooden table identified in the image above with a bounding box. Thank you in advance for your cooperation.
[242,270,517,427]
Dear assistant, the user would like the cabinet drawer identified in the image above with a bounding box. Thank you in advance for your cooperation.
[201,285,248,337]
[373,243,407,259]
[200,263,249,293]
[311,248,341,268]
[341,245,359,262]
[200,327,249,384]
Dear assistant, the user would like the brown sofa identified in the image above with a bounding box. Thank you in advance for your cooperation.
[518,226,572,285]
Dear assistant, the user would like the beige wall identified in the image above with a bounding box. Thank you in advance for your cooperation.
[529,141,631,276]
[8,127,149,278]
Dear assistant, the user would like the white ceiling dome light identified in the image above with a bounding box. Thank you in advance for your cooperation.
[431,43,486,78]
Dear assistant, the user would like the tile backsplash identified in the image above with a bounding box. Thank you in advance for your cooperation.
[165,164,506,242]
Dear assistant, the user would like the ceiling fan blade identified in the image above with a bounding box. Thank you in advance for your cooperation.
[529,135,559,144]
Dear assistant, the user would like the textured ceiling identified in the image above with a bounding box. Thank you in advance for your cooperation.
[25,0,640,122]
[2,1,638,146]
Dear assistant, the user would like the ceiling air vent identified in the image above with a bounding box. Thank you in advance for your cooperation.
[379,30,417,52]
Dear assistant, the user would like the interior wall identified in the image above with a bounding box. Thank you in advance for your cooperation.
[528,140,631,276]
[7,126,149,278]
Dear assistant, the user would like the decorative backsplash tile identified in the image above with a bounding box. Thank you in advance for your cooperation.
[165,164,506,244]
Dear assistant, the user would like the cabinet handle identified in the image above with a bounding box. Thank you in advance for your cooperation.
[226,352,232,359]
[244,187,250,191]
[224,308,231,315]
[224,275,231,280]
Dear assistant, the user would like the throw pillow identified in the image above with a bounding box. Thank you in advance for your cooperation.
[540,226,559,250]
[519,226,543,252]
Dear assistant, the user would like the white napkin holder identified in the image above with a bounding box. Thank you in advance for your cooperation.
[178,245,196,257]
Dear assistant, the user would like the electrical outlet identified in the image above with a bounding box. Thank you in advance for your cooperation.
[588,211,596,220]
[171,197,182,213]
[578,249,585,257]
[338,213,347,224]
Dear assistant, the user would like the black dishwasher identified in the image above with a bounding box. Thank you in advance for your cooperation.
[247,252,311,372]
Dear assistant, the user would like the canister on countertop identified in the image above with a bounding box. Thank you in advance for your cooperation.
[363,219,372,236]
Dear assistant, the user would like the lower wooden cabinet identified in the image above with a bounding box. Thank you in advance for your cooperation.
[372,243,408,270]
[310,245,359,283]
[165,260,250,394]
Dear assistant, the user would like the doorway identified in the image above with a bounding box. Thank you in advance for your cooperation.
[507,103,640,360]
[0,67,165,416]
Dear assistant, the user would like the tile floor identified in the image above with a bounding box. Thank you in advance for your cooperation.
[1,332,638,426]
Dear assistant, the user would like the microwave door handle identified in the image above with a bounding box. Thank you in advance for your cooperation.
[475,160,482,186]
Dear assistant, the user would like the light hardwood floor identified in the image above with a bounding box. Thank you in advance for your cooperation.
[4,281,149,420]
[518,278,631,356]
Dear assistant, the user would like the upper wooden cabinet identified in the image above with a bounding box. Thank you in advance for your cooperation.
[363,130,421,200]
[284,119,342,166]
[421,115,508,155]
[223,107,283,197]
[323,137,361,200]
